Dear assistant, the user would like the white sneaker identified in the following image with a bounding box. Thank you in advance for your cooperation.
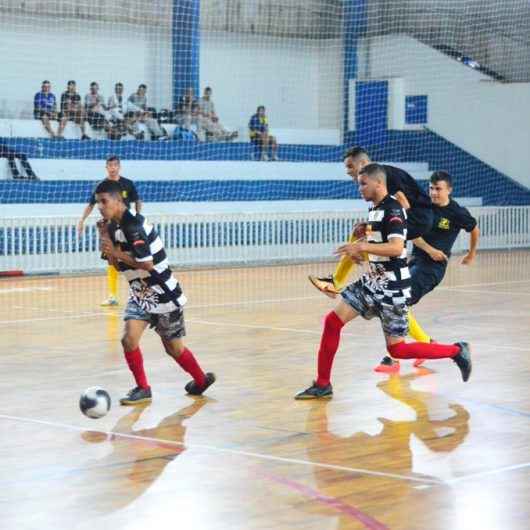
[101,296,118,307]
[271,154,280,161]
[260,154,269,161]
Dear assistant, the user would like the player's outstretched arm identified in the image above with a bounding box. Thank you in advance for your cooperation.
[78,203,95,234]
[412,237,448,262]
[335,237,404,260]
[462,225,480,265]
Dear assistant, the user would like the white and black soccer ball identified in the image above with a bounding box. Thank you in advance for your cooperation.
[79,387,111,419]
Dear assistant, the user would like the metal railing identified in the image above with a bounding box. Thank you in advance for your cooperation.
[0,206,528,274]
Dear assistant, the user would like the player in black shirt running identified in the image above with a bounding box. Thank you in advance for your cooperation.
[295,164,472,400]
[95,179,215,404]
[375,170,480,372]
[309,146,433,298]
[78,155,142,307]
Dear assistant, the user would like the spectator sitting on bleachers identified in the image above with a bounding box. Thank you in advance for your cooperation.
[58,80,90,140]
[198,87,238,142]
[33,80,59,139]
[127,84,168,141]
[181,102,202,140]
[175,87,197,125]
[249,105,278,161]
[0,143,38,180]
[107,82,135,139]
[85,82,112,136]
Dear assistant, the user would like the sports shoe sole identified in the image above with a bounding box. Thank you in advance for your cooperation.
[374,363,400,374]
[308,275,339,299]
[119,397,152,406]
[294,393,333,400]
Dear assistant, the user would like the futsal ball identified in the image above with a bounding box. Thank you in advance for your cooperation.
[79,387,111,419]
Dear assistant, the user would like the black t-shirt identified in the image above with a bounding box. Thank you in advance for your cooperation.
[412,199,477,262]
[90,176,140,208]
[382,165,432,210]
[60,91,81,111]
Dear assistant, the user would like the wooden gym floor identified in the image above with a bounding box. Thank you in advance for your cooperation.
[1,250,529,530]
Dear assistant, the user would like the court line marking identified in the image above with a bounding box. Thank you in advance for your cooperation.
[0,413,442,486]
[0,286,55,294]
[446,461,530,484]
[440,279,530,289]
[0,277,529,326]
[441,287,530,297]
[258,469,389,530]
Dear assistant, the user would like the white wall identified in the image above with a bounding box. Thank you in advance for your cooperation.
[0,13,343,133]
[0,13,172,118]
[200,31,342,130]
[361,34,530,189]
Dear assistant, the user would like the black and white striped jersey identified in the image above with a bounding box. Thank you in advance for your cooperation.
[361,195,411,306]
[110,210,186,314]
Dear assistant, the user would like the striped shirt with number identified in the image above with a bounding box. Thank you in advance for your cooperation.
[110,210,186,313]
[361,195,411,306]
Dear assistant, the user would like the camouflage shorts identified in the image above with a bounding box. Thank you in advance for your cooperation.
[124,299,186,341]
[341,280,409,337]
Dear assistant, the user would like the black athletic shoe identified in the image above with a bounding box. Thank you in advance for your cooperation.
[185,372,216,396]
[294,381,333,400]
[119,386,152,405]
[452,342,472,382]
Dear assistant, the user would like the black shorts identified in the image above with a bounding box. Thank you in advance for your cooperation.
[409,257,446,306]
[407,207,434,240]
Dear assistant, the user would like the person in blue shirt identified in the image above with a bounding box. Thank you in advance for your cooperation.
[33,80,59,138]
[248,105,278,161]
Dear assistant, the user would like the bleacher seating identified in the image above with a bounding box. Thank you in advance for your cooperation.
[0,118,341,145]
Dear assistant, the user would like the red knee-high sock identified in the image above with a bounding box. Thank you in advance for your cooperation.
[316,311,345,387]
[387,341,459,360]
[124,347,149,389]
[174,348,206,387]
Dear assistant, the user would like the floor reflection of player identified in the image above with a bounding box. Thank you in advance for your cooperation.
[302,375,470,528]
[80,399,210,514]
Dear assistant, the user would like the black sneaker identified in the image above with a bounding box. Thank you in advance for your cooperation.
[294,381,333,400]
[120,386,152,405]
[185,372,216,396]
[452,342,472,382]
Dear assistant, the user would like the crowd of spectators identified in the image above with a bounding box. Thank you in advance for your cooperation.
[32,81,279,160]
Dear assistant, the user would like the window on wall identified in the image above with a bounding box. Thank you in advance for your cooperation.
[405,95,428,124]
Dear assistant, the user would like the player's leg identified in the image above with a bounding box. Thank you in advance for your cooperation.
[308,223,367,298]
[156,308,216,395]
[120,304,152,404]
[382,304,472,382]
[101,265,119,306]
[295,282,367,400]
[374,263,437,372]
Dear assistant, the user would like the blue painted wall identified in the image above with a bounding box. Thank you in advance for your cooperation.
[2,129,530,205]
